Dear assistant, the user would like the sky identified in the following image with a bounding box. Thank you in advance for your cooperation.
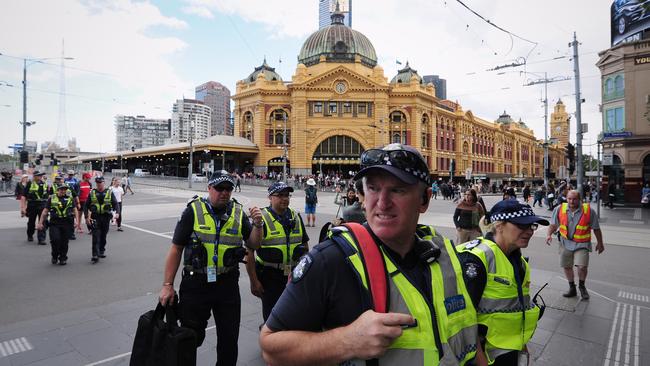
[0,0,615,158]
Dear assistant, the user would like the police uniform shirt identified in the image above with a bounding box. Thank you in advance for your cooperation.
[45,195,74,224]
[550,205,600,251]
[172,200,252,248]
[259,207,309,263]
[24,181,48,206]
[83,189,118,215]
[265,226,431,332]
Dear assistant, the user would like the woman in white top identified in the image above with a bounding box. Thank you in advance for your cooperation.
[110,177,125,231]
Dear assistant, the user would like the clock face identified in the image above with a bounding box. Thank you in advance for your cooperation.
[555,126,563,132]
[335,81,347,94]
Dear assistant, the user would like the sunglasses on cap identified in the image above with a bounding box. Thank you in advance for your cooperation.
[361,149,429,175]
[511,222,539,231]
[212,185,234,192]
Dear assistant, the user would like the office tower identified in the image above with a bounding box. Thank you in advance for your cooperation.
[115,115,171,151]
[196,81,232,136]
[319,0,351,29]
[171,99,211,143]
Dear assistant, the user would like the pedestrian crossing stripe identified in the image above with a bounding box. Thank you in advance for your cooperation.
[0,337,33,357]
[618,291,650,303]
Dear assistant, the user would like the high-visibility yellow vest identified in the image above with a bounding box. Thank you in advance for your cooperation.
[90,189,112,214]
[50,194,74,219]
[186,199,244,271]
[333,225,478,366]
[458,237,540,363]
[558,203,591,243]
[255,207,305,268]
[27,181,48,202]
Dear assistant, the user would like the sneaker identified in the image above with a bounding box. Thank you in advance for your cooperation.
[51,258,58,264]
[27,236,33,242]
[58,260,67,266]
[579,286,590,300]
[91,256,99,263]
[38,241,47,245]
[70,234,76,240]
[98,253,106,258]
[117,227,123,232]
[563,286,577,298]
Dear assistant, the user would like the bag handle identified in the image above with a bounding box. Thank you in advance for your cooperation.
[343,223,388,313]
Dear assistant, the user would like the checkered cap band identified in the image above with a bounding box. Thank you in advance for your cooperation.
[209,175,234,186]
[490,206,535,222]
[372,154,431,185]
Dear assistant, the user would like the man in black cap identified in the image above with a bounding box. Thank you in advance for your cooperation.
[457,200,549,365]
[37,184,80,265]
[21,171,49,244]
[245,181,309,325]
[260,144,482,366]
[84,176,118,263]
[158,170,263,366]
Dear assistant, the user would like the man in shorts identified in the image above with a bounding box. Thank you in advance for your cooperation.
[546,190,604,299]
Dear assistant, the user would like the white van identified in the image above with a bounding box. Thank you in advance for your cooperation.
[133,169,150,177]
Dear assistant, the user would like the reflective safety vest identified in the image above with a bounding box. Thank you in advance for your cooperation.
[255,207,305,269]
[50,194,74,220]
[53,183,73,198]
[458,238,540,363]
[185,199,244,271]
[27,181,48,202]
[558,203,591,243]
[90,189,113,214]
[332,225,478,366]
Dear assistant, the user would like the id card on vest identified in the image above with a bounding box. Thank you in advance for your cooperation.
[207,267,217,282]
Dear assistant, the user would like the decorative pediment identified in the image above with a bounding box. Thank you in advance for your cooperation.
[596,49,624,68]
[295,66,385,90]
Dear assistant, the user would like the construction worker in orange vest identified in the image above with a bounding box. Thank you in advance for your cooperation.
[545,190,604,299]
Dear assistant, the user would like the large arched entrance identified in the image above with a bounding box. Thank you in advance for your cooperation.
[643,154,650,186]
[606,154,625,202]
[312,135,363,179]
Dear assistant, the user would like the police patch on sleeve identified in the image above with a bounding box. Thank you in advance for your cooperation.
[465,239,481,249]
[291,254,313,283]
[465,262,479,279]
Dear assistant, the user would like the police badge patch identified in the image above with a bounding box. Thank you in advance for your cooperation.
[291,254,313,283]
[465,262,479,279]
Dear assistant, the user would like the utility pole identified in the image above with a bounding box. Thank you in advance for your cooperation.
[571,32,585,195]
[596,137,601,217]
[525,72,571,187]
[188,112,194,189]
[22,59,27,149]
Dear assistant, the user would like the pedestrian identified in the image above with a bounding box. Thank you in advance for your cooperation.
[78,173,92,233]
[64,169,80,195]
[110,177,125,231]
[304,178,318,227]
[21,171,49,244]
[158,170,263,366]
[532,185,544,207]
[37,184,80,265]
[245,181,309,324]
[457,200,548,365]
[546,190,604,299]
[431,180,439,199]
[122,173,134,195]
[607,183,616,209]
[546,183,556,210]
[259,143,483,366]
[15,174,29,212]
[454,188,485,244]
[235,173,242,192]
[340,179,366,224]
[522,184,531,203]
[85,176,118,263]
[503,187,516,201]
[56,173,79,240]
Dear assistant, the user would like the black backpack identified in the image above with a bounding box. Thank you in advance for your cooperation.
[130,300,197,366]
[305,187,317,204]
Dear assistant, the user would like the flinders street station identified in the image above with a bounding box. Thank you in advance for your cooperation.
[232,10,565,180]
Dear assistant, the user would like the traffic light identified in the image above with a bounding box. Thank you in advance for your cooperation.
[566,143,576,175]
[38,154,44,160]
[20,150,29,164]
[50,152,55,160]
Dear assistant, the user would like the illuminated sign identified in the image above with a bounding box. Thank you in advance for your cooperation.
[635,53,650,64]
[611,0,650,45]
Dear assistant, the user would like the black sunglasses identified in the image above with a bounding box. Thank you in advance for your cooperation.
[213,185,234,192]
[361,149,430,181]
[511,222,539,231]
[271,193,291,198]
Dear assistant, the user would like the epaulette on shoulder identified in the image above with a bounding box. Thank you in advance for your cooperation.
[464,238,482,249]
[186,195,200,207]
[231,197,240,205]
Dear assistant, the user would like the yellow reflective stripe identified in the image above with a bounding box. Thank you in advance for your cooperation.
[575,225,590,230]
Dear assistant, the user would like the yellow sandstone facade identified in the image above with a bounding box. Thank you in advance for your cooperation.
[232,11,564,180]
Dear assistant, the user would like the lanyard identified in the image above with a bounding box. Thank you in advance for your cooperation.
[204,199,224,267]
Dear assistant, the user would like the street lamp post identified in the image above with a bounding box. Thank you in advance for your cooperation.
[188,113,194,189]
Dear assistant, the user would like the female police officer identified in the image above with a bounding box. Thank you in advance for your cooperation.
[457,200,548,365]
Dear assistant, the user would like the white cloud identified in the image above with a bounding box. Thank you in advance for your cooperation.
[182,5,214,19]
[0,0,192,152]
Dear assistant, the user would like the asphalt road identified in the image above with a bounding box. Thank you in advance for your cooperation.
[0,184,649,365]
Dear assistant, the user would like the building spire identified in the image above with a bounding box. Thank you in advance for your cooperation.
[330,0,345,25]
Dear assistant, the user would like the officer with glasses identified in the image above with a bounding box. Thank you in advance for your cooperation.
[260,144,483,366]
[158,170,263,366]
[457,200,549,365]
[245,181,309,325]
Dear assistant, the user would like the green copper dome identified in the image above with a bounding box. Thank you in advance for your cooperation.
[390,62,423,84]
[298,10,377,67]
[244,58,282,84]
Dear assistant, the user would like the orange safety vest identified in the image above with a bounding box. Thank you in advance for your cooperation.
[558,203,591,242]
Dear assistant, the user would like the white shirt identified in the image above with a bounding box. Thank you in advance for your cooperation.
[110,185,124,203]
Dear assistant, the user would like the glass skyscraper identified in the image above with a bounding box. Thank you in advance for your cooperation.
[319,0,351,29]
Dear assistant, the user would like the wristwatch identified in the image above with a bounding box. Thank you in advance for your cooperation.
[253,221,264,228]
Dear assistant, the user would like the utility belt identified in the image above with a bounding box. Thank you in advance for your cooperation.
[182,265,237,276]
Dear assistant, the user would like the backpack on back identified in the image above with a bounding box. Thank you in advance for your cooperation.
[305,187,317,204]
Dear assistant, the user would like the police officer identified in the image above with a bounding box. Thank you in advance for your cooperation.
[21,171,49,244]
[37,184,80,265]
[245,181,309,323]
[85,176,118,263]
[260,144,482,366]
[457,200,548,365]
[64,169,80,240]
[158,171,263,366]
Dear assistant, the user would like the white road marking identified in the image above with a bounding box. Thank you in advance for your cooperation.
[619,220,645,225]
[605,302,621,365]
[634,306,640,366]
[0,342,7,356]
[625,303,633,365]
[614,303,626,366]
[20,337,32,351]
[120,223,172,240]
[618,291,649,303]
[633,208,642,220]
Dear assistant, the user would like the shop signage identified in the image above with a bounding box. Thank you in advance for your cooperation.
[634,54,650,65]
[603,131,632,138]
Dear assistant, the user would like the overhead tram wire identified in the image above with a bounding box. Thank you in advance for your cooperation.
[441,0,502,56]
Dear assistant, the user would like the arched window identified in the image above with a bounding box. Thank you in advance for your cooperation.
[614,75,624,95]
[313,135,362,158]
[389,111,407,144]
[605,78,614,95]
[242,111,253,141]
[421,114,429,148]
[267,109,290,146]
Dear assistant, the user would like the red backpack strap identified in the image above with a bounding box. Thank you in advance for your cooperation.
[343,223,388,313]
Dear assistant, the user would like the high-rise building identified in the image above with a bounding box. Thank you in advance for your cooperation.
[171,99,211,144]
[195,81,232,136]
[115,115,171,151]
[319,0,351,29]
[422,75,447,100]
